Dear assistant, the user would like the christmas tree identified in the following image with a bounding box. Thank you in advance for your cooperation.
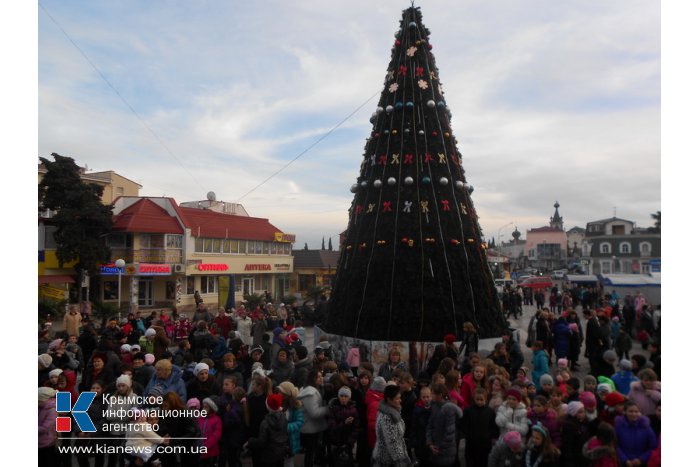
[324,5,507,341]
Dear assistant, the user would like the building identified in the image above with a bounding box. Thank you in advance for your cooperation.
[566,226,586,263]
[291,249,341,294]
[38,163,142,303]
[498,226,527,272]
[101,196,295,312]
[580,217,661,275]
[524,202,568,272]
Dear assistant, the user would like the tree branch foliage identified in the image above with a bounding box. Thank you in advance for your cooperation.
[38,153,114,275]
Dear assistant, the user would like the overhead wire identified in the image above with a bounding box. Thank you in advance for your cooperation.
[39,1,207,195]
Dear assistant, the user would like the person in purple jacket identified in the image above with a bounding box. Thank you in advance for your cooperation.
[614,401,658,466]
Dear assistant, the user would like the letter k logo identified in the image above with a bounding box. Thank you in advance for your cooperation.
[56,392,96,432]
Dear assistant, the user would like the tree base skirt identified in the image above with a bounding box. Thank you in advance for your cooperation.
[313,325,501,378]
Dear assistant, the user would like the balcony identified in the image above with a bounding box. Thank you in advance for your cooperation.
[110,248,182,264]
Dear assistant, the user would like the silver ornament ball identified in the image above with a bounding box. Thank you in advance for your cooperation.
[387,177,397,186]
[373,179,382,188]
[404,176,414,186]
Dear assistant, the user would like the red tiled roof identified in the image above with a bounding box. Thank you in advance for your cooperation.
[178,206,281,241]
[112,198,184,234]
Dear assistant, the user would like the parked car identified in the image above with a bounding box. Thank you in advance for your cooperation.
[519,276,554,289]
[552,269,567,279]
[515,274,532,284]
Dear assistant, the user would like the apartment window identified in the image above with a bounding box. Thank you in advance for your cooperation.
[612,225,625,235]
[640,242,652,255]
[195,237,204,252]
[601,261,612,274]
[600,243,611,254]
[166,235,183,249]
[262,242,270,254]
[115,187,124,197]
[299,274,316,291]
[620,242,631,254]
[212,239,221,253]
[106,233,127,248]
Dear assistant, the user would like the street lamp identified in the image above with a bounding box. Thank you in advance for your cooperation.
[115,258,125,320]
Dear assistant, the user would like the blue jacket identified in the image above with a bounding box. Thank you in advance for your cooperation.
[611,370,639,396]
[143,364,187,404]
[551,319,571,358]
[532,350,549,391]
[614,415,658,464]
[287,406,304,454]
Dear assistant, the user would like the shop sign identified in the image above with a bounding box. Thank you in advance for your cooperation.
[197,263,229,271]
[244,264,272,271]
[100,264,125,275]
[39,284,66,300]
[137,263,171,275]
[274,232,296,243]
[274,263,291,271]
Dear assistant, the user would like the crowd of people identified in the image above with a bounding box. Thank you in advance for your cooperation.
[38,292,661,467]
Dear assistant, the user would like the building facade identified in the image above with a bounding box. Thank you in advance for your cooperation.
[580,217,660,274]
[524,202,567,272]
[291,249,341,294]
[101,196,295,312]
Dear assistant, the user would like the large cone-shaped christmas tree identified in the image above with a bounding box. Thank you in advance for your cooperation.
[324,5,507,341]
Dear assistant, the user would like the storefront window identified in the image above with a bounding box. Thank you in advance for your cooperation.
[262,242,270,254]
[165,281,176,300]
[204,238,213,253]
[186,276,195,294]
[103,280,118,300]
[200,276,218,294]
[212,239,221,253]
[231,240,240,254]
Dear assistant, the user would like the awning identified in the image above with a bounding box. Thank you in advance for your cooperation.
[38,275,75,284]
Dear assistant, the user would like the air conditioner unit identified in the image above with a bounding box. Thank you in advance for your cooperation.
[173,264,186,274]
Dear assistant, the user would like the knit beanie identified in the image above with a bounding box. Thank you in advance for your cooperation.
[557,358,569,369]
[131,344,141,352]
[597,383,613,395]
[370,376,387,392]
[566,401,585,417]
[277,381,299,399]
[38,387,57,402]
[603,350,617,363]
[194,362,210,375]
[187,398,200,409]
[539,374,554,386]
[620,359,633,371]
[38,354,53,369]
[338,386,352,398]
[120,344,132,353]
[597,376,616,392]
[144,354,155,365]
[605,392,626,407]
[503,431,522,448]
[49,369,63,378]
[48,339,64,351]
[116,374,132,388]
[579,391,597,409]
[266,393,283,412]
[202,397,218,413]
[145,328,156,337]
[506,388,522,402]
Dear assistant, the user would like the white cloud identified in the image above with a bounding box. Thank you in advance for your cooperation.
[38,0,660,246]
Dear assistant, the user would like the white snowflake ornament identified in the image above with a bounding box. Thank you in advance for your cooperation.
[388,83,399,93]
[406,46,418,57]
[418,79,429,90]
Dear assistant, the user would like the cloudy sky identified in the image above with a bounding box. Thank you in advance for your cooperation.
[38,0,660,248]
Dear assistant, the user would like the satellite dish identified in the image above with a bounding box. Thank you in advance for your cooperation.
[206,191,216,201]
